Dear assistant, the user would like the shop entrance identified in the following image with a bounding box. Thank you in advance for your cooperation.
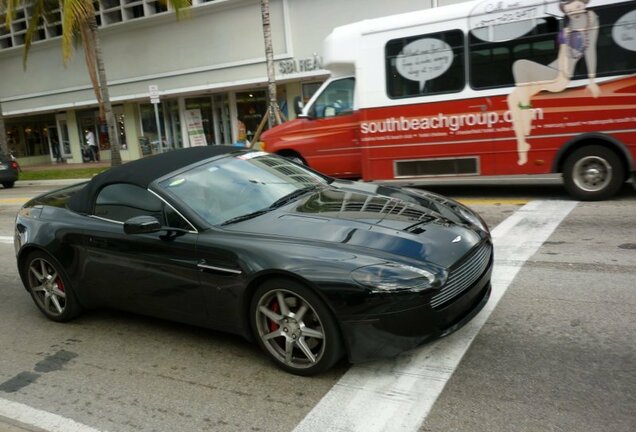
[236,90,267,144]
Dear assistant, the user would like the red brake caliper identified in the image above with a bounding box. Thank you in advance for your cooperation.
[269,300,280,332]
[56,278,65,293]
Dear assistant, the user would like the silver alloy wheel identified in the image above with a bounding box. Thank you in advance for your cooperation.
[28,257,67,316]
[572,155,612,192]
[255,288,326,369]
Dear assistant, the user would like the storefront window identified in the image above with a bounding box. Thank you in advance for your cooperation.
[139,103,163,155]
[236,90,266,143]
[5,115,56,158]
[114,107,127,149]
[213,94,231,145]
[77,107,127,152]
[165,100,183,150]
[185,97,214,145]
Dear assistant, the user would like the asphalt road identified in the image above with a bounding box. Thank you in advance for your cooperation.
[0,180,634,432]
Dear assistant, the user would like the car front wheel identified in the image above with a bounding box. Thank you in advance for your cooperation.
[23,251,81,322]
[2,181,15,188]
[251,279,343,375]
[563,145,625,201]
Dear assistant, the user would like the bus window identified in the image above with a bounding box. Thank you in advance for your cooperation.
[469,18,559,90]
[385,29,465,98]
[580,3,636,79]
[308,78,355,119]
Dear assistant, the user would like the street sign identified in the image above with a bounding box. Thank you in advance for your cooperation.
[149,85,160,104]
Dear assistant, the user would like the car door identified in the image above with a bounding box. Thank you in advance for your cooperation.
[195,232,248,336]
[80,183,208,326]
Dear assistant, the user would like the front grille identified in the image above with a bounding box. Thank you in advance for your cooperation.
[430,241,492,309]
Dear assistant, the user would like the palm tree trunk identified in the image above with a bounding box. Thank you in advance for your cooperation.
[0,101,8,155]
[261,0,282,128]
[87,16,122,167]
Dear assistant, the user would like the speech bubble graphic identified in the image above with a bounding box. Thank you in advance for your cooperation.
[396,38,454,92]
[613,9,636,52]
[469,0,545,42]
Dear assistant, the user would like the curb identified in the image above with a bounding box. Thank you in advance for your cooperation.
[0,415,47,432]
[16,179,90,187]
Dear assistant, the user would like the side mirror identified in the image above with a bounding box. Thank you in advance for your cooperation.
[124,215,162,234]
[293,96,304,116]
[324,106,336,117]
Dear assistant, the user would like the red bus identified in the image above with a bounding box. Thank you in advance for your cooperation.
[260,0,636,200]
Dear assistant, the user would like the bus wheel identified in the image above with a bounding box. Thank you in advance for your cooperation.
[563,145,624,201]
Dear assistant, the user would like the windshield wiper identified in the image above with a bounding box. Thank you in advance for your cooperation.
[268,185,321,209]
[220,208,272,226]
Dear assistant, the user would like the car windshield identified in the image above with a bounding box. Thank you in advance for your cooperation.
[157,151,328,226]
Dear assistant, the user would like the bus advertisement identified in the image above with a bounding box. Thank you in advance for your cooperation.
[260,0,636,200]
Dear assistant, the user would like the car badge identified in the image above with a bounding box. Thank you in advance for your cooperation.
[452,236,462,243]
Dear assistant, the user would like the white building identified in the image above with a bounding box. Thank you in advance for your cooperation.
[0,0,460,166]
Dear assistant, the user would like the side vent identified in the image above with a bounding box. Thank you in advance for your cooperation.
[394,157,479,178]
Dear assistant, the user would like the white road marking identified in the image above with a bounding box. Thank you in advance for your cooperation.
[0,397,107,432]
[294,200,577,432]
[0,236,13,244]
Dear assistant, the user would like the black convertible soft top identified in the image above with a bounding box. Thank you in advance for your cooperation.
[68,145,247,214]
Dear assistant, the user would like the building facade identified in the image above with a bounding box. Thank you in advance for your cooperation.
[0,0,459,166]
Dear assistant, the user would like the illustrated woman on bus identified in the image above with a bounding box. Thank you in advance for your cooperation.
[507,0,600,166]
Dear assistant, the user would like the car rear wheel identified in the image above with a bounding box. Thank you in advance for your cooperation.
[251,279,343,375]
[24,251,81,322]
[2,181,15,188]
[563,145,625,201]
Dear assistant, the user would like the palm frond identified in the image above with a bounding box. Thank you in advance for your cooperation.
[61,0,94,63]
[22,0,47,69]
[2,0,21,30]
[165,0,192,20]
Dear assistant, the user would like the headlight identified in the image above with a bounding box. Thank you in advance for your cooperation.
[351,263,447,293]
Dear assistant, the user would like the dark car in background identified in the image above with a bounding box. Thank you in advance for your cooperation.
[14,146,493,375]
[0,153,19,188]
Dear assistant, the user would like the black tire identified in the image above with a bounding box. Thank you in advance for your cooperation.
[2,181,15,188]
[23,250,81,322]
[563,145,625,201]
[250,278,343,376]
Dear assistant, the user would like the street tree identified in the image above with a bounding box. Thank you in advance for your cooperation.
[260,0,283,129]
[0,101,7,155]
[1,0,190,166]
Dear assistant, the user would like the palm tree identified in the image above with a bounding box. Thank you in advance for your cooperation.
[0,101,8,155]
[2,0,190,166]
[260,0,283,128]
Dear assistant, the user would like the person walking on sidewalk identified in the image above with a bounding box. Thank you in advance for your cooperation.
[85,129,99,162]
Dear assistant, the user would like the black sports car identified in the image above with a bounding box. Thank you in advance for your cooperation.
[14,146,492,375]
[0,152,19,189]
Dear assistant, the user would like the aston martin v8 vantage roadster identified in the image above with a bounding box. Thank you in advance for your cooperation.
[14,146,492,375]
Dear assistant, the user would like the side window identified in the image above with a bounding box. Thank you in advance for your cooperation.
[469,17,560,90]
[309,78,355,119]
[468,2,636,90]
[586,3,636,79]
[94,183,193,230]
[94,184,163,223]
[164,206,193,231]
[385,29,465,98]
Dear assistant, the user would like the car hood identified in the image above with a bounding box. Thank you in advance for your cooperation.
[224,184,485,268]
